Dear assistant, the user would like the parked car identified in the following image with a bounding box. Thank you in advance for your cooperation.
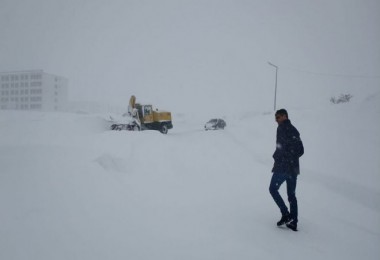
[204,118,226,130]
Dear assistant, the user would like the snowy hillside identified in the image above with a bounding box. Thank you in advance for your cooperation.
[0,94,379,260]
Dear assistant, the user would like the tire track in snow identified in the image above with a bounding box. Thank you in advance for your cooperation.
[303,168,380,212]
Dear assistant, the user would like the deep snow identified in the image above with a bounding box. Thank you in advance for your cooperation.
[0,93,379,260]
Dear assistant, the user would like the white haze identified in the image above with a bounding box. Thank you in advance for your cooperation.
[0,2,380,258]
[1,0,379,115]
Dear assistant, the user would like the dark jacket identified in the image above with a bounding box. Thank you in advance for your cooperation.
[272,119,304,175]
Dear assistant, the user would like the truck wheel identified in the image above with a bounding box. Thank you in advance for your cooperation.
[160,124,168,134]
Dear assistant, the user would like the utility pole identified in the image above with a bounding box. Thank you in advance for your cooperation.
[268,62,278,111]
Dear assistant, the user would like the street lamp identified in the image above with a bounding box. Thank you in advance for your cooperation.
[268,62,278,111]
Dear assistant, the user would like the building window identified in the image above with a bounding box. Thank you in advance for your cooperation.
[30,104,41,109]
[31,81,42,87]
[30,96,42,102]
[10,75,19,81]
[30,74,42,80]
[30,89,42,95]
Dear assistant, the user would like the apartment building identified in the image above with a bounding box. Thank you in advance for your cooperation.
[0,70,68,111]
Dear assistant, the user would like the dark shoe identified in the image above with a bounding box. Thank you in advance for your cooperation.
[286,220,298,231]
[277,214,290,226]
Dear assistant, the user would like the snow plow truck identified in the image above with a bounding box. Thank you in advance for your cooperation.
[110,95,173,134]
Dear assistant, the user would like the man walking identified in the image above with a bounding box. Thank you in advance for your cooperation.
[269,109,304,231]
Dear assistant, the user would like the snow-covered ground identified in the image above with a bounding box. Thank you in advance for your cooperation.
[0,93,379,260]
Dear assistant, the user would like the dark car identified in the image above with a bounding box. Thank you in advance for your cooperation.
[204,118,226,130]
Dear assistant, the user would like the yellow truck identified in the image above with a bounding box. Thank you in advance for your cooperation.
[111,95,173,134]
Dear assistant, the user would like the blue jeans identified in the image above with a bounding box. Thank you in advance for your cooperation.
[269,172,298,223]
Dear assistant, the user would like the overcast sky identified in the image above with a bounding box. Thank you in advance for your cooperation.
[1,0,379,114]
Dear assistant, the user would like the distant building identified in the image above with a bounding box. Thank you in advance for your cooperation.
[0,70,68,111]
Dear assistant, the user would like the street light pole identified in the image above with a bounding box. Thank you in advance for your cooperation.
[268,62,278,111]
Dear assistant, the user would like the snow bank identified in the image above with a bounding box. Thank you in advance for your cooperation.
[0,95,379,260]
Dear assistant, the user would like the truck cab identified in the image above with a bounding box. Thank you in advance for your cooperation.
[135,103,173,134]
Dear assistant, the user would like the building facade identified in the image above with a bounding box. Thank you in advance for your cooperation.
[0,70,68,111]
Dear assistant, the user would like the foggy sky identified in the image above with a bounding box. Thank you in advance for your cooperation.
[1,0,379,114]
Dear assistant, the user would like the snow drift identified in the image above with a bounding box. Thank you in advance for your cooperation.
[0,93,379,260]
